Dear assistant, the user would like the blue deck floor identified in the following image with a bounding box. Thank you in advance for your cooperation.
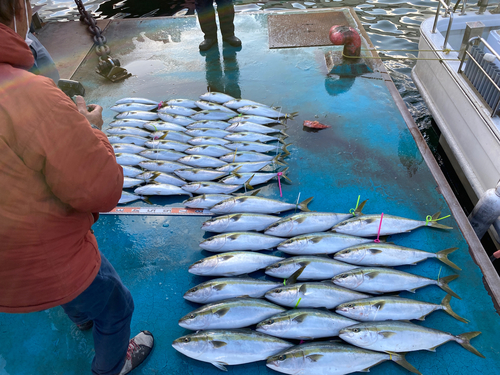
[1,9,500,375]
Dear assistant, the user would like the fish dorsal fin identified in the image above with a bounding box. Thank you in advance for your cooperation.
[306,354,323,362]
[214,307,230,318]
[292,314,308,323]
[210,340,227,349]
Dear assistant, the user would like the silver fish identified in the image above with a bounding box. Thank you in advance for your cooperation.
[266,341,420,375]
[189,252,285,276]
[182,181,243,195]
[174,168,227,182]
[186,120,231,130]
[118,191,150,204]
[256,309,357,340]
[184,194,237,209]
[202,213,281,233]
[228,115,279,124]
[339,321,484,358]
[331,267,460,298]
[220,170,288,186]
[334,245,461,269]
[115,153,151,166]
[144,140,191,152]
[157,113,195,125]
[265,282,370,309]
[335,295,468,323]
[191,110,235,121]
[149,130,192,143]
[224,131,283,143]
[142,121,186,132]
[158,104,197,117]
[210,196,313,214]
[331,212,453,237]
[172,329,293,371]
[138,160,192,173]
[224,99,272,110]
[265,208,366,238]
[179,298,286,330]
[107,135,149,146]
[115,97,158,105]
[107,126,151,137]
[226,121,285,134]
[166,98,198,108]
[184,277,283,304]
[135,171,186,186]
[185,144,232,157]
[139,149,187,161]
[238,105,297,119]
[108,119,149,128]
[188,136,230,146]
[177,155,227,168]
[123,177,144,188]
[277,233,373,255]
[121,165,144,178]
[225,141,286,153]
[115,111,159,121]
[265,256,358,281]
[185,127,231,138]
[215,159,284,174]
[112,143,146,154]
[199,91,235,104]
[200,232,285,252]
[134,183,192,197]
[110,103,157,112]
[219,151,276,163]
[195,100,237,113]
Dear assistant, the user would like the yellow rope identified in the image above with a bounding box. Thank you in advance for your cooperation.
[341,47,461,61]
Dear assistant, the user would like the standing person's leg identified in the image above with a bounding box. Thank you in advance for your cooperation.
[215,0,241,47]
[61,252,153,375]
[195,0,218,51]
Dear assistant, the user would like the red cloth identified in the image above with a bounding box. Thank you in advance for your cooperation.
[0,24,123,313]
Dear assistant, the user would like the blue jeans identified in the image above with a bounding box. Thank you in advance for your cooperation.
[195,0,235,39]
[61,252,134,375]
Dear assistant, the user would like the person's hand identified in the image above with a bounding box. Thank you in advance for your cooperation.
[75,95,104,130]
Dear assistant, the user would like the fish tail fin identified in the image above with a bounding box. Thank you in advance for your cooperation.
[441,294,469,323]
[388,352,421,375]
[455,332,485,358]
[143,197,153,205]
[245,174,255,190]
[280,167,292,183]
[280,130,289,137]
[272,155,286,167]
[436,247,461,270]
[354,199,368,216]
[281,143,291,157]
[286,111,299,120]
[427,212,453,230]
[298,197,314,212]
[437,274,461,299]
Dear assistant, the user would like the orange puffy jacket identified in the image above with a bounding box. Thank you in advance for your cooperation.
[0,24,123,313]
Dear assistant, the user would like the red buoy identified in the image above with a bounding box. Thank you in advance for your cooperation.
[329,25,361,57]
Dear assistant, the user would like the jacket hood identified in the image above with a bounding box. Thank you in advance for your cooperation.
[0,23,34,69]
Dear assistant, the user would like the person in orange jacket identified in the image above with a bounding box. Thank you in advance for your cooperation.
[0,0,153,374]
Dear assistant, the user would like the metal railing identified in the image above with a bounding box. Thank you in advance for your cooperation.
[458,36,500,117]
[431,0,455,49]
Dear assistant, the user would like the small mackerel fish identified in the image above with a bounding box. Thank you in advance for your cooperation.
[334,244,461,269]
[219,150,279,163]
[202,213,281,233]
[107,126,151,137]
[134,183,192,197]
[115,97,158,105]
[139,149,186,161]
[112,143,146,154]
[157,113,195,125]
[185,144,232,157]
[224,140,288,153]
[144,139,191,152]
[339,321,484,358]
[109,119,149,128]
[135,171,186,186]
[228,115,280,125]
[166,98,198,108]
[188,251,285,276]
[181,181,245,195]
[110,103,157,112]
[115,111,159,121]
[225,121,287,135]
[115,153,150,166]
[177,155,227,168]
[256,309,358,340]
[158,104,197,117]
[186,120,231,130]
[191,110,235,121]
[183,190,261,209]
[188,136,230,146]
[220,169,290,187]
[199,91,235,104]
[123,177,143,188]
[195,100,237,113]
[332,267,461,299]
[264,201,366,237]
[139,160,191,174]
[142,121,186,132]
[121,165,143,177]
[199,232,285,252]
[185,127,231,138]
[174,168,227,182]
[223,131,283,143]
[277,233,373,255]
[108,135,148,146]
[118,191,150,204]
[215,158,285,173]
[266,341,421,375]
[209,196,314,214]
[331,211,453,237]
[224,98,272,109]
[178,297,286,330]
[335,294,468,323]
[150,130,192,143]
[237,104,298,119]
[172,329,293,371]
[265,255,358,280]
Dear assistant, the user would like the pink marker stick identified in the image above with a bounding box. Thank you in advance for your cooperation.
[374,213,384,243]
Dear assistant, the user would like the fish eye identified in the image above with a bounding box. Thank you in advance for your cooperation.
[278,355,286,361]
[353,328,359,333]
[184,337,191,342]
[347,304,354,308]
[189,314,196,319]
[273,263,281,268]
[267,319,274,324]
[191,287,198,292]
[340,274,347,278]
[345,250,350,253]
[275,289,282,293]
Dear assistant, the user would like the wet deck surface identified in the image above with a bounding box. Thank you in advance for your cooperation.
[2,9,500,375]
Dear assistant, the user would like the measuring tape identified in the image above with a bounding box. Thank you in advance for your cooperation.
[101,207,213,216]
